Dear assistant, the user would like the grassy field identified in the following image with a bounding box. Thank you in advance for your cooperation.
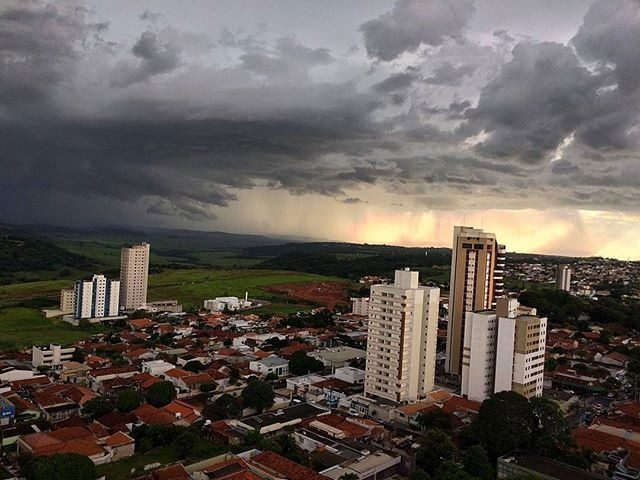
[0,279,75,309]
[148,269,343,310]
[0,307,107,350]
[95,443,226,480]
[58,240,266,270]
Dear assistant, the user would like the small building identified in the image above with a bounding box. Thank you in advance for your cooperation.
[32,344,75,369]
[249,356,289,377]
[309,347,366,370]
[497,453,604,479]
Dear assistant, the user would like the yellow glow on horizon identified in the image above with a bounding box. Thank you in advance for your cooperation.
[209,189,640,261]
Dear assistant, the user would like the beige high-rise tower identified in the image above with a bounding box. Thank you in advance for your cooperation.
[445,226,505,375]
[120,242,150,310]
[365,268,440,403]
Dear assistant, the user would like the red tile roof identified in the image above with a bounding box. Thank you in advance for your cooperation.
[251,451,329,480]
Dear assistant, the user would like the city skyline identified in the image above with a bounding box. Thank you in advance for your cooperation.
[2,0,640,259]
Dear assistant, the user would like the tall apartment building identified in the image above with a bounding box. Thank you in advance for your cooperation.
[350,297,370,316]
[74,274,120,319]
[556,265,572,291]
[365,269,440,403]
[461,298,547,402]
[445,226,505,375]
[120,242,150,310]
[59,288,75,313]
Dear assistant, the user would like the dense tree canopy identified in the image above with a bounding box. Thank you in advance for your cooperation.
[116,389,142,413]
[416,428,456,475]
[288,351,325,376]
[21,453,96,480]
[203,394,242,421]
[242,379,275,413]
[145,381,177,407]
[82,396,114,418]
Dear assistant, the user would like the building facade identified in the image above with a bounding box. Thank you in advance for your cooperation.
[445,226,505,375]
[365,269,440,403]
[59,288,75,313]
[120,242,150,311]
[32,344,75,368]
[74,274,120,319]
[350,297,370,316]
[556,265,572,291]
[461,298,547,402]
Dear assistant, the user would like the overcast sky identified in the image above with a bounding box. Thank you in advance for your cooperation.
[1,0,640,258]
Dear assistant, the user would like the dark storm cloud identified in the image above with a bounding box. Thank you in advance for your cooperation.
[111,29,182,87]
[0,1,104,107]
[239,37,333,83]
[372,71,420,94]
[2,0,640,224]
[572,0,640,94]
[425,61,476,86]
[465,42,602,161]
[360,0,475,61]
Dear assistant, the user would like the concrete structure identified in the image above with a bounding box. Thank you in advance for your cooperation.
[309,346,366,370]
[497,453,603,480]
[334,366,365,385]
[120,242,150,310]
[364,268,440,403]
[350,297,370,316]
[32,344,75,368]
[446,226,505,375]
[142,360,176,376]
[461,298,547,402]
[249,356,289,377]
[556,265,572,291]
[74,274,120,319]
[203,295,251,312]
[145,299,183,313]
[59,288,75,313]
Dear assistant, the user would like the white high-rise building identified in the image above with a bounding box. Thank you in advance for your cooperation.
[74,274,120,319]
[461,298,547,402]
[120,242,150,310]
[556,265,572,291]
[364,268,440,403]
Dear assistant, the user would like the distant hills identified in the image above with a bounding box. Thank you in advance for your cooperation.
[0,222,611,286]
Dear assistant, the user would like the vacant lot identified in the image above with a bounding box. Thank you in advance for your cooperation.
[0,307,106,350]
[95,442,225,480]
[264,281,349,309]
[148,269,343,310]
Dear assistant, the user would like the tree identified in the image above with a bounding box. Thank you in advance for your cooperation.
[545,357,559,372]
[408,469,430,480]
[242,379,275,413]
[184,360,206,373]
[288,351,324,376]
[265,372,279,382]
[22,453,96,480]
[463,445,493,480]
[417,409,453,432]
[145,381,177,407]
[416,428,456,474]
[203,394,242,421]
[82,396,114,418]
[175,430,199,459]
[338,474,359,480]
[432,461,478,480]
[71,349,85,363]
[529,396,571,457]
[473,391,533,460]
[116,389,142,413]
[200,382,216,393]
